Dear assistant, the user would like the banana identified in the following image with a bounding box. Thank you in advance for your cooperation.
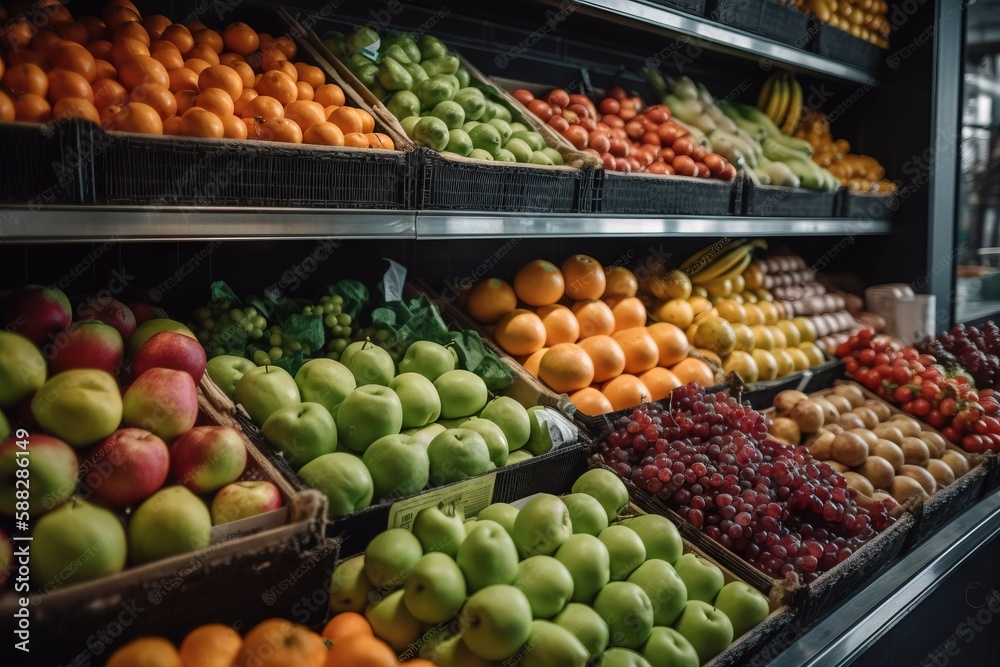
[772,75,791,128]
[680,238,748,274]
[764,76,785,123]
[762,136,810,162]
[694,248,757,285]
[757,74,776,111]
[782,77,803,135]
[688,241,755,284]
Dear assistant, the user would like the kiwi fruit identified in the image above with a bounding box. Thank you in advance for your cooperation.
[925,459,955,488]
[858,456,895,490]
[900,437,930,467]
[833,384,866,408]
[863,399,892,423]
[872,423,904,445]
[871,439,905,471]
[899,464,937,495]
[791,400,825,433]
[890,475,929,504]
[842,471,875,496]
[774,390,808,414]
[832,431,869,467]
[941,450,971,477]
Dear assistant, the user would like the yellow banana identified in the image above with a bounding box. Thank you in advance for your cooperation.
[782,77,803,135]
[681,238,748,275]
[773,75,791,128]
[757,74,776,111]
[712,251,754,284]
[691,243,754,284]
[764,76,785,122]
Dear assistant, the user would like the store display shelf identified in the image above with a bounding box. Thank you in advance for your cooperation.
[767,491,1000,667]
[563,0,879,84]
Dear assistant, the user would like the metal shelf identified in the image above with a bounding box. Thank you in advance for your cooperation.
[566,0,879,84]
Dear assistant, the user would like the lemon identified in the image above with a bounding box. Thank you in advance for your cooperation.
[653,298,694,329]
[731,323,755,352]
[773,349,794,377]
[752,349,778,381]
[723,350,759,384]
[716,299,747,324]
[692,316,736,357]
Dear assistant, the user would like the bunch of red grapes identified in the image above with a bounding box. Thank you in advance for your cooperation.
[915,322,1000,390]
[597,384,896,583]
[837,329,1000,452]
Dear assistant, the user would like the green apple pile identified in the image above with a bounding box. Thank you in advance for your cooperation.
[331,28,561,164]
[220,337,563,517]
[326,469,771,666]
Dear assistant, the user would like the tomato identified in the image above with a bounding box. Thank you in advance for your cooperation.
[563,124,588,150]
[641,130,661,147]
[926,410,946,428]
[858,349,876,366]
[973,419,990,436]
[567,103,591,119]
[512,89,534,104]
[624,120,644,139]
[943,426,962,443]
[527,98,553,121]
[845,358,860,374]
[836,342,852,358]
[547,115,569,133]
[900,348,919,361]
[607,86,628,101]
[939,397,957,417]
[645,104,670,123]
[894,386,913,403]
[599,97,620,115]
[545,88,570,108]
[600,152,616,170]
[588,130,610,154]
[911,398,931,416]
[963,434,985,453]
[921,382,940,400]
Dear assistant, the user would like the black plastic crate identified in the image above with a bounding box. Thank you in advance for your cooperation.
[711,0,813,48]
[907,462,989,547]
[648,0,708,16]
[813,22,885,71]
[741,178,840,216]
[0,119,92,204]
[592,170,741,215]
[841,191,899,219]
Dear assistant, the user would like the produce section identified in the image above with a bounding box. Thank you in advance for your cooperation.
[0,0,992,665]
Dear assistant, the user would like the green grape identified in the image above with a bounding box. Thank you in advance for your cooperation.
[252,316,266,330]
[331,338,348,353]
[193,306,212,321]
[326,351,340,361]
[269,333,283,347]
[341,326,352,338]
[332,295,344,305]
[324,314,338,329]
[218,313,231,325]
[202,318,215,330]
[319,295,331,305]
[253,350,270,366]
[251,328,263,339]
[289,341,302,352]
[240,320,254,332]
[337,314,351,326]
[212,347,225,357]
[375,329,391,343]
[229,309,244,322]
[197,330,211,344]
[303,306,314,315]
[269,347,283,361]
[244,307,258,319]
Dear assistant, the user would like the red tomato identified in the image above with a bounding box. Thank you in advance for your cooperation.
[624,120,644,139]
[609,137,629,157]
[602,114,624,128]
[512,89,534,104]
[719,163,736,181]
[641,131,661,147]
[611,127,627,141]
[673,154,697,177]
[657,122,682,144]
[619,107,636,121]
[672,136,694,156]
[578,116,596,132]
[589,130,610,153]
[563,124,588,150]
[527,99,553,121]
[569,94,595,116]
[607,86,627,101]
[626,96,644,112]
[547,115,569,133]
[546,89,570,108]
[567,103,590,118]
[599,97,620,115]
[645,104,671,123]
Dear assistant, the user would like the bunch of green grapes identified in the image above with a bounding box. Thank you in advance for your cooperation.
[191,302,270,360]
[308,294,355,361]
[353,326,403,364]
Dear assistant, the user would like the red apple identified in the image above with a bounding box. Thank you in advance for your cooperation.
[0,433,78,516]
[85,428,169,508]
[4,285,72,346]
[128,301,165,327]
[171,425,247,494]
[78,296,136,345]
[48,320,124,376]
[122,368,199,441]
[133,331,207,382]
[210,480,282,525]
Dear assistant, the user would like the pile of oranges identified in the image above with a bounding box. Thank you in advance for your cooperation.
[462,254,717,416]
[105,614,434,667]
[0,0,395,147]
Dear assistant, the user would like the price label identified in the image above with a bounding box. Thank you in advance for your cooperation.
[387,473,498,530]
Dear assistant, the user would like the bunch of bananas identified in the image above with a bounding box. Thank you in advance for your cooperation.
[681,239,768,286]
[757,73,803,136]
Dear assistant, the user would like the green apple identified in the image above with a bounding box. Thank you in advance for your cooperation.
[476,502,518,539]
[462,417,508,467]
[673,553,725,604]
[512,493,573,558]
[480,396,530,451]
[518,619,590,667]
[642,627,698,667]
[404,422,446,449]
[365,527,424,590]
[261,401,337,470]
[507,450,533,465]
[523,405,554,456]
[593,582,654,650]
[619,514,683,565]
[463,519,479,536]
[128,318,195,355]
[427,428,491,485]
[434,370,488,418]
[422,633,496,667]
[365,588,424,651]
[628,559,687,626]
[342,339,396,386]
[389,372,442,429]
[0,331,46,408]
[128,486,211,565]
[298,452,374,516]
[403,551,467,623]
[205,354,256,400]
[514,555,575,619]
[553,603,610,659]
[412,501,466,557]
[336,384,403,453]
[32,499,126,586]
[233,365,300,426]
[31,369,122,447]
[673,600,734,663]
[555,533,610,604]
[436,416,471,429]
[329,555,374,614]
[459,584,533,661]
[600,648,653,667]
[294,358,356,418]
[362,434,430,502]
[0,434,76,517]
[399,340,457,381]
[713,581,769,638]
[572,469,629,522]
[562,493,609,536]
[457,520,519,592]
[599,525,646,581]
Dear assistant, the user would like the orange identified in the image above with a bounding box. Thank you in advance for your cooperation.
[358,109,375,133]
[520,347,548,377]
[610,297,647,332]
[233,88,258,115]
[114,21,151,47]
[273,36,297,59]
[562,254,606,300]
[179,624,242,667]
[265,59,299,82]
[188,43,221,66]
[48,42,97,82]
[184,58,212,75]
[670,357,715,387]
[220,52,247,66]
[46,69,93,104]
[342,132,369,148]
[255,70,297,105]
[80,16,111,41]
[5,63,48,96]
[371,132,394,150]
[327,106,364,135]
[283,100,326,132]
[324,634,397,667]
[199,64,243,101]
[162,115,182,134]
[251,117,303,143]
[6,51,50,71]
[295,62,326,88]
[569,387,613,416]
[54,21,90,45]
[222,22,259,56]
[194,88,234,117]
[465,278,517,324]
[602,374,652,411]
[87,40,114,61]
[129,82,175,119]
[646,322,689,367]
[176,89,197,113]
[514,260,565,306]
[258,46,288,70]
[151,43,185,71]
[321,612,373,643]
[572,299,615,339]
[179,107,224,138]
[168,67,199,94]
[106,637,181,667]
[221,114,247,139]
[30,28,62,56]
[539,343,595,393]
[94,58,117,80]
[401,660,438,667]
[161,24,194,54]
[578,335,626,383]
[231,61,255,88]
[92,78,128,110]
[105,102,163,134]
[536,304,580,346]
[233,619,326,667]
[193,29,224,54]
[119,54,169,89]
[612,327,659,374]
[314,83,345,107]
[142,15,173,41]
[603,266,639,298]
[296,80,314,101]
[53,97,100,123]
[187,21,208,33]
[303,121,346,145]
[494,309,547,356]
[110,37,150,68]
[0,91,14,121]
[242,95,284,120]
[12,93,51,123]
[103,6,141,31]
[639,367,682,402]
